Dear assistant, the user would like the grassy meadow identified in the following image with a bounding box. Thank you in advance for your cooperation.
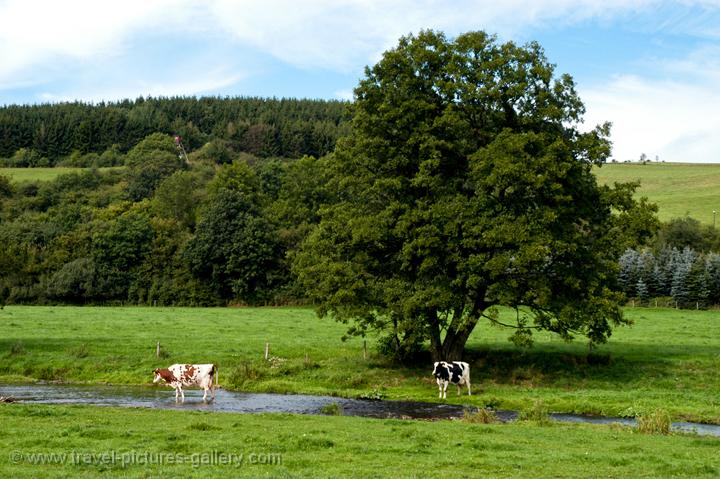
[0,167,122,183]
[2,403,718,478]
[593,162,720,223]
[1,306,719,424]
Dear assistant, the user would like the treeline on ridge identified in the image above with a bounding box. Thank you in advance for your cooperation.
[0,96,350,163]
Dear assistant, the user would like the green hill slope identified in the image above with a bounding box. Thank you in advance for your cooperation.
[594,163,720,224]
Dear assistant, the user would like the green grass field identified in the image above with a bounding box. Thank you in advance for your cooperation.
[1,403,718,478]
[2,306,719,424]
[0,167,122,183]
[593,162,720,223]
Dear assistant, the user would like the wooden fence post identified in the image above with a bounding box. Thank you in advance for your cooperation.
[264,342,269,360]
[363,340,367,360]
[156,341,160,358]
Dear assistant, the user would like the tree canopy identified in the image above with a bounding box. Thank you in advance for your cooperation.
[293,30,657,361]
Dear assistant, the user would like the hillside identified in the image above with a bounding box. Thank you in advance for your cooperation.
[594,162,720,224]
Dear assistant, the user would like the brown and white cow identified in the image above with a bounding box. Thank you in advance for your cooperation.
[432,361,471,399]
[153,363,217,402]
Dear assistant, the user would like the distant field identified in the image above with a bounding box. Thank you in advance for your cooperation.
[594,162,720,223]
[0,167,122,183]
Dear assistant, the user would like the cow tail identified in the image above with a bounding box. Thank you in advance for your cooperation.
[213,364,218,388]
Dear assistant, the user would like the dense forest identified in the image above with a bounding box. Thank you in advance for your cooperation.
[0,126,334,306]
[0,96,717,309]
[0,96,354,306]
[0,96,350,163]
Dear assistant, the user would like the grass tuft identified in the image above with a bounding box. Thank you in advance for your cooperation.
[357,388,386,400]
[228,361,267,388]
[68,343,90,358]
[463,408,499,424]
[637,408,671,435]
[9,341,25,356]
[320,402,343,416]
[518,400,550,424]
[188,422,220,431]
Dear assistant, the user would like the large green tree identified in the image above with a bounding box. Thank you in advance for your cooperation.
[184,161,283,304]
[294,30,657,361]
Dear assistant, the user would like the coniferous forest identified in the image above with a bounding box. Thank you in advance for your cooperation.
[0,96,350,163]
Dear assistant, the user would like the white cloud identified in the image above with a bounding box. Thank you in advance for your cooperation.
[582,72,720,163]
[205,0,657,71]
[0,0,660,84]
[0,0,185,83]
[580,40,720,163]
[37,69,247,104]
[333,89,354,101]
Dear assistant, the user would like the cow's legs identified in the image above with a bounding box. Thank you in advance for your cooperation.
[179,386,185,402]
[467,381,471,396]
[442,381,448,399]
[174,386,180,402]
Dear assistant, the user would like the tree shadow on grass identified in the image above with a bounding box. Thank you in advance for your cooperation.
[394,340,716,388]
[459,342,714,386]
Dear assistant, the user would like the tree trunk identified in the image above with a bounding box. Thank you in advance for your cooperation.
[427,309,443,362]
[430,300,484,361]
[436,321,477,360]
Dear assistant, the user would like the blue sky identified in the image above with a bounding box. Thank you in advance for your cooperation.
[1,0,719,162]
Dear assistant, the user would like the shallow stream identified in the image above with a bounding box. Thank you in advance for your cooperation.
[1,383,718,437]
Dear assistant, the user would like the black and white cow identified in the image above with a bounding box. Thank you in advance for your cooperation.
[153,363,217,402]
[432,361,471,399]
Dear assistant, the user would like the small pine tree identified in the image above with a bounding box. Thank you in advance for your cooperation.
[651,264,666,297]
[618,249,640,296]
[670,250,695,308]
[687,258,711,309]
[705,253,720,304]
[636,278,649,305]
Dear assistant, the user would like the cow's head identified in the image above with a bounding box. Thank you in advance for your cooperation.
[152,368,163,383]
[432,361,450,380]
